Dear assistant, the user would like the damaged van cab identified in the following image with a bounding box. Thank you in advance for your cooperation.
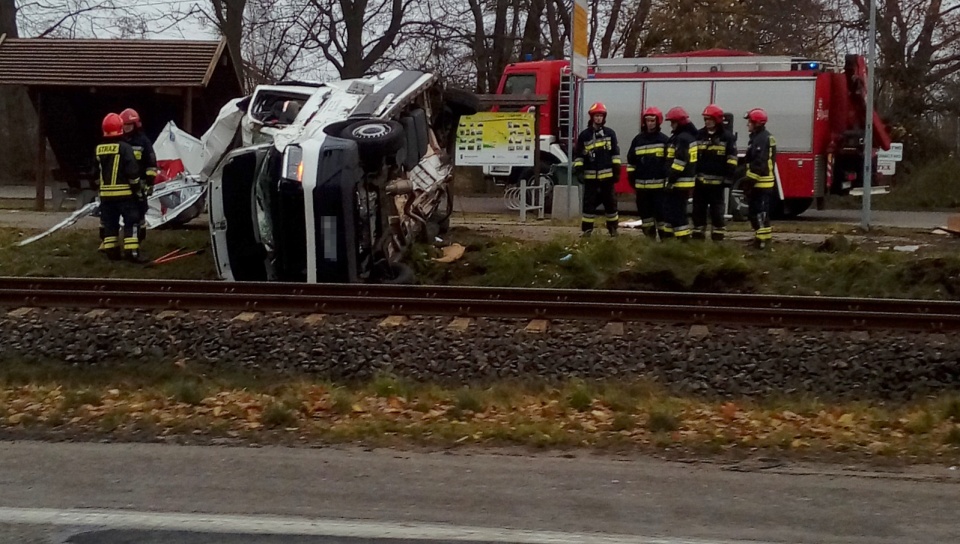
[203,70,478,283]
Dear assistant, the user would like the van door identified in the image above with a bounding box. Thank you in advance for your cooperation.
[208,145,272,281]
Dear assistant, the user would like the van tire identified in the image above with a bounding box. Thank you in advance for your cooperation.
[444,89,480,116]
[339,120,405,156]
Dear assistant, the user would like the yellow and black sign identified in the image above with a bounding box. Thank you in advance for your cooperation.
[455,112,535,167]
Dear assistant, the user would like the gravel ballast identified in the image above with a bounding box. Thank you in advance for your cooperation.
[2,309,959,401]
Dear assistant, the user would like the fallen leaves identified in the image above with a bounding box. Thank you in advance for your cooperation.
[0,380,957,460]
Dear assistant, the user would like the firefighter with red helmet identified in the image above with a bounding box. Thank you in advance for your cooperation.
[693,104,738,241]
[572,102,622,237]
[743,108,777,249]
[663,106,698,240]
[95,113,143,261]
[627,107,669,239]
[120,108,157,244]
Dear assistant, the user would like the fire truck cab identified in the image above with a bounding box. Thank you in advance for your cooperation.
[489,50,893,218]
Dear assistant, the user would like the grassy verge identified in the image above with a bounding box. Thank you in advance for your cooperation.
[827,158,960,211]
[0,227,217,279]
[1,360,958,461]
[413,230,960,299]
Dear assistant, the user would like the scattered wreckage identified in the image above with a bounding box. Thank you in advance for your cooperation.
[17,122,208,247]
[202,71,478,283]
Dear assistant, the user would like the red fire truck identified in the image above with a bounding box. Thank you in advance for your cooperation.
[487,49,893,218]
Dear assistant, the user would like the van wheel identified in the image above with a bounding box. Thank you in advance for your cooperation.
[444,89,480,116]
[381,262,416,284]
[339,120,405,156]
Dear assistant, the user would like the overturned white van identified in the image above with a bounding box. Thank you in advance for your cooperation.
[202,71,478,284]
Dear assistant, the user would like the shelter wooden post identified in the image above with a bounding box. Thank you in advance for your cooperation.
[34,92,46,211]
[184,88,194,134]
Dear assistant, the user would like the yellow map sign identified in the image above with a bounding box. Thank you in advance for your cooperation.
[455,112,535,167]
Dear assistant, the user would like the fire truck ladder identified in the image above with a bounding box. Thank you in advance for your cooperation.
[558,68,573,153]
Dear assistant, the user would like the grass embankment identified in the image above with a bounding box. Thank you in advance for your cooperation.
[4,223,960,299]
[0,227,216,279]
[414,229,960,299]
[829,158,960,211]
[1,361,959,461]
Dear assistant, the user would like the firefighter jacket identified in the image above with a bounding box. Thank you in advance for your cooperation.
[626,128,669,189]
[95,138,141,200]
[744,127,777,189]
[666,122,698,189]
[695,126,738,185]
[126,130,158,189]
[572,125,622,181]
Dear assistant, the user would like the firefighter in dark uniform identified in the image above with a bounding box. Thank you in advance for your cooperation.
[572,102,622,237]
[663,107,698,240]
[626,107,669,240]
[743,108,777,249]
[120,108,156,244]
[693,104,738,241]
[95,113,143,262]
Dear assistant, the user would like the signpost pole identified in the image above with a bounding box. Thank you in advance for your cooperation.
[569,0,588,222]
[861,0,877,231]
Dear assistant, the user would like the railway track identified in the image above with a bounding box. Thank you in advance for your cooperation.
[1,276,959,331]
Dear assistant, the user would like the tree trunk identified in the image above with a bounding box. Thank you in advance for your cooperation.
[212,0,247,87]
[0,0,18,37]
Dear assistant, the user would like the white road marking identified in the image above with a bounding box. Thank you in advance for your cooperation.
[0,506,773,544]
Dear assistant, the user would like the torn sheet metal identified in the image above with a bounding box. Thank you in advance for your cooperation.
[154,121,203,177]
[16,201,99,247]
[145,176,207,229]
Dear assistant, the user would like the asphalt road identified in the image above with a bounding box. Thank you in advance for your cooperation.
[0,441,958,544]
[451,196,953,230]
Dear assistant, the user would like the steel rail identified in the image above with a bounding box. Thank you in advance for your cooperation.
[1,277,959,331]
[0,276,957,316]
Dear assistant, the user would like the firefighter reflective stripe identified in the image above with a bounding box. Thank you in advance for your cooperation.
[626,165,636,172]
[605,213,619,222]
[635,178,666,189]
[123,237,139,250]
[102,236,118,249]
[756,227,773,240]
[698,175,725,185]
[671,160,686,171]
[584,168,614,179]
[689,146,698,162]
[634,144,665,156]
[584,138,613,151]
[132,149,143,160]
[667,148,676,159]
[573,159,584,167]
[581,214,596,223]
[674,225,692,237]
[672,180,695,189]
[146,167,158,177]
[611,157,621,165]
[701,144,727,153]
[727,155,738,167]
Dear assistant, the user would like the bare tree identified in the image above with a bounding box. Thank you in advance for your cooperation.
[299,0,418,79]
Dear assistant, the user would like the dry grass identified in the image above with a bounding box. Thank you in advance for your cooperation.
[0,226,216,279]
[1,363,959,461]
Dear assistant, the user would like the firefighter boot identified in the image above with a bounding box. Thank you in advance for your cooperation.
[692,228,706,241]
[124,248,148,264]
[641,225,658,240]
[607,223,618,238]
[711,229,725,242]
